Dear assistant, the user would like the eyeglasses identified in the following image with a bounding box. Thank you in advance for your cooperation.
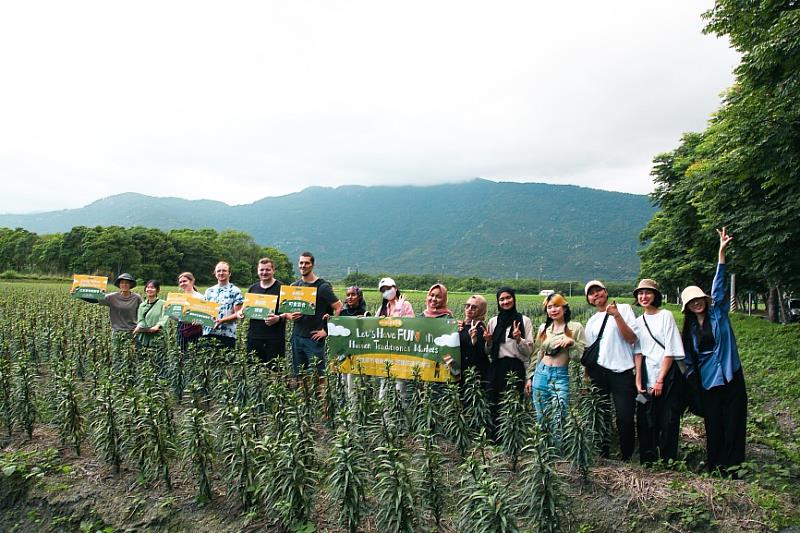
[464,303,479,310]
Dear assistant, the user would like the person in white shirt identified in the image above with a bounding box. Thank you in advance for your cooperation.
[633,279,686,464]
[584,280,638,460]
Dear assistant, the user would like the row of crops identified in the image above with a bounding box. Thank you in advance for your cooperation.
[1,283,614,532]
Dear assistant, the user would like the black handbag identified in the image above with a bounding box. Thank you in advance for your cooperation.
[581,313,610,369]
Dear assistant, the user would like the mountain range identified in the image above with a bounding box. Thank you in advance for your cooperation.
[0,179,656,280]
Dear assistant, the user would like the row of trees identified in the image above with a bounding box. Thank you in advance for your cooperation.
[341,272,635,297]
[639,1,800,322]
[0,226,293,286]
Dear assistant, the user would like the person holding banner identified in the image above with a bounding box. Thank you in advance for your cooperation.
[340,286,369,317]
[173,272,204,350]
[377,277,415,318]
[484,287,534,434]
[96,273,143,335]
[458,295,490,384]
[244,257,285,366]
[681,227,747,475]
[133,280,169,349]
[420,283,453,318]
[525,293,585,423]
[287,252,342,375]
[202,261,244,351]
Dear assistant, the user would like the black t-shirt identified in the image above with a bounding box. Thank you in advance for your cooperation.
[246,281,285,340]
[291,278,338,337]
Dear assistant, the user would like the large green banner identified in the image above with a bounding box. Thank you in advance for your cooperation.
[327,316,461,382]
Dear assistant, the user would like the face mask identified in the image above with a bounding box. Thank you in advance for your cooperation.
[382,288,397,300]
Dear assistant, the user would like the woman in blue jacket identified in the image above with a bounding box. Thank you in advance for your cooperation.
[681,227,747,475]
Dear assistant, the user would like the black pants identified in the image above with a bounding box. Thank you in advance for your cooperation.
[701,368,747,473]
[246,337,285,366]
[589,367,637,460]
[637,373,685,464]
[487,357,526,437]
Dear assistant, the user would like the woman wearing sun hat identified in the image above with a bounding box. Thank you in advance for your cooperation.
[681,227,747,475]
[632,278,685,464]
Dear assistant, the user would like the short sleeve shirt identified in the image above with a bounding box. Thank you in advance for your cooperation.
[634,309,685,389]
[585,303,637,372]
[203,282,244,338]
[291,278,338,338]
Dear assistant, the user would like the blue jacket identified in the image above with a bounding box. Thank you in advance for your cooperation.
[685,263,742,389]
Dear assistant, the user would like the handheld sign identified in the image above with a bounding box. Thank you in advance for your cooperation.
[242,292,279,320]
[278,285,317,316]
[71,274,108,300]
[181,296,220,328]
[326,316,461,382]
[164,292,190,320]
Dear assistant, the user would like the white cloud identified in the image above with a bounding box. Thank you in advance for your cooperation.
[0,1,739,213]
[434,332,460,348]
[327,323,351,337]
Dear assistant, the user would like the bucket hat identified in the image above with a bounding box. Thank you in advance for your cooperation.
[680,286,710,312]
[114,273,137,289]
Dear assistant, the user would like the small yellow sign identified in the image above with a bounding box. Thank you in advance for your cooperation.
[278,285,318,315]
[71,274,108,300]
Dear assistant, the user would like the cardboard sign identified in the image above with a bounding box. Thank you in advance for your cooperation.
[327,316,461,382]
[71,274,108,300]
[164,292,190,320]
[242,292,279,320]
[278,285,317,315]
[181,296,220,328]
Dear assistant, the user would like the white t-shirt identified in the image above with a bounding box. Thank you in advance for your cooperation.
[634,309,685,390]
[585,303,636,372]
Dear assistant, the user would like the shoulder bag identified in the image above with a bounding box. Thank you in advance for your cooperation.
[581,312,610,369]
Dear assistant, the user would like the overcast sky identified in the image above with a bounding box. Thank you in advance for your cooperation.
[0,1,739,214]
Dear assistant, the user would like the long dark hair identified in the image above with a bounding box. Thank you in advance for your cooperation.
[681,309,700,352]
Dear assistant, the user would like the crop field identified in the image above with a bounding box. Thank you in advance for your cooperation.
[1,281,798,532]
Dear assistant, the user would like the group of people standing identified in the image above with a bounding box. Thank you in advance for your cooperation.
[83,229,746,474]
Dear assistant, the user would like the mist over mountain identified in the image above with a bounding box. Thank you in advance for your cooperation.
[1,179,655,280]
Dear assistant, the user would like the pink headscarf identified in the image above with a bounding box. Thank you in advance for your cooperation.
[423,283,453,318]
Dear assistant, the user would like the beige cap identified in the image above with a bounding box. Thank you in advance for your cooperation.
[584,280,606,295]
[680,286,710,312]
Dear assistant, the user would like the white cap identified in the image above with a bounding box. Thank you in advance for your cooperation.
[378,277,397,290]
[584,280,606,295]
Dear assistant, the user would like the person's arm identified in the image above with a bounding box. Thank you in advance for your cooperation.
[607,301,637,344]
[711,227,733,311]
[566,322,586,362]
[515,316,535,358]
[652,356,673,398]
[634,353,646,393]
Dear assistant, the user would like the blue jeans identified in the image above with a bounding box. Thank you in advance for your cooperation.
[531,361,570,422]
[291,335,325,375]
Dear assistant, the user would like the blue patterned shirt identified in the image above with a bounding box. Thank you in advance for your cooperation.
[203,282,244,338]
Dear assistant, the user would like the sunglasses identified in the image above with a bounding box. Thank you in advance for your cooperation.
[464,303,479,310]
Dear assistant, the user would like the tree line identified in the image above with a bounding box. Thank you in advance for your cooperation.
[342,272,635,297]
[0,226,293,286]
[638,2,799,323]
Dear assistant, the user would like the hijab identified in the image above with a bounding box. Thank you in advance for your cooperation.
[491,287,525,358]
[423,283,453,318]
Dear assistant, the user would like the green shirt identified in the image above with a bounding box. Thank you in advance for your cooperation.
[135,298,169,347]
